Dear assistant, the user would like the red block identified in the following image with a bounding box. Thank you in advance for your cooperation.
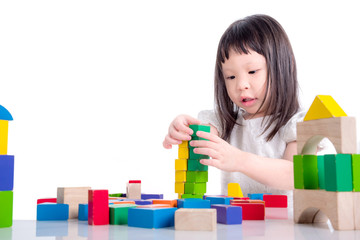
[37,198,57,204]
[263,195,287,208]
[88,190,109,225]
[129,180,141,183]
[230,203,265,220]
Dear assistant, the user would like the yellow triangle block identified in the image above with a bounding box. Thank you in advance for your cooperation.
[304,95,347,121]
[227,183,243,198]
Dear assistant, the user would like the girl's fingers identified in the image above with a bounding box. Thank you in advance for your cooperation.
[200,158,220,169]
[169,125,192,141]
[163,135,182,148]
[196,131,221,143]
[193,147,219,159]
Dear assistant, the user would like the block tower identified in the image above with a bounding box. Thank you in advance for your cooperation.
[0,105,14,228]
[293,95,360,230]
[175,125,210,199]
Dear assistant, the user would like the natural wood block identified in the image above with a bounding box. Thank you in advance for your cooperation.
[227,183,243,197]
[126,183,141,199]
[57,187,91,219]
[175,208,216,231]
[297,117,357,154]
[324,154,353,191]
[353,192,360,229]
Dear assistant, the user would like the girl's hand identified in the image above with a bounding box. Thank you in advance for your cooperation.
[190,130,241,172]
[163,115,201,149]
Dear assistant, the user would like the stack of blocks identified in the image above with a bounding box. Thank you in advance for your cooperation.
[0,105,14,228]
[293,95,360,230]
[175,125,210,199]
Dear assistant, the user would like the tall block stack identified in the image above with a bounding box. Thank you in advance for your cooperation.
[175,125,210,199]
[0,105,14,228]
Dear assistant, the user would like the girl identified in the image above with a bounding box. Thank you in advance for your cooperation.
[163,14,305,200]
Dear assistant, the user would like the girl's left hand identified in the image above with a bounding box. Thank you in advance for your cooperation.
[189,131,242,172]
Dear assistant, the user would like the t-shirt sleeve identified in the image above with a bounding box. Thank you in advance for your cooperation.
[197,110,222,135]
[280,110,306,143]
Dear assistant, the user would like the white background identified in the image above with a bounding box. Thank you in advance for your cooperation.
[1,0,359,220]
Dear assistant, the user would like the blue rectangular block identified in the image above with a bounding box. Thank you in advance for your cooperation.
[177,198,211,208]
[141,194,164,200]
[134,200,152,205]
[0,155,14,191]
[128,208,177,228]
[37,203,69,221]
[78,203,88,221]
[206,196,233,205]
[211,204,242,224]
[248,193,271,200]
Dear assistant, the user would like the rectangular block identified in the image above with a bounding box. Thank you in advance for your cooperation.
[227,183,243,198]
[353,154,360,191]
[230,202,265,220]
[127,182,141,199]
[175,171,187,182]
[177,198,210,208]
[175,159,187,171]
[0,120,8,155]
[325,154,353,191]
[188,159,208,171]
[206,196,233,205]
[109,204,137,225]
[88,189,109,225]
[57,187,91,219]
[78,203,88,221]
[0,155,14,191]
[189,125,211,136]
[37,198,57,204]
[184,182,206,194]
[0,191,13,228]
[189,147,210,160]
[248,193,271,200]
[128,208,177,228]
[37,203,69,221]
[152,199,177,207]
[293,155,304,189]
[141,193,163,200]
[211,204,242,224]
[317,155,325,190]
[181,194,204,199]
[175,182,184,194]
[175,208,216,231]
[303,155,319,189]
[178,147,189,159]
[263,195,287,208]
[186,171,208,183]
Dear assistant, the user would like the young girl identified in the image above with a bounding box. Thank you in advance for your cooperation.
[163,14,305,201]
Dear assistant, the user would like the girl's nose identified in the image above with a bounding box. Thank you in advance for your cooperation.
[236,78,250,90]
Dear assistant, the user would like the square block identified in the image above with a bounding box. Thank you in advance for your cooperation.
[189,125,211,136]
[181,194,204,199]
[0,155,14,191]
[353,154,360,191]
[127,183,141,199]
[175,159,187,171]
[211,204,242,224]
[37,203,69,221]
[57,187,91,219]
[175,171,187,182]
[109,204,137,225]
[188,159,208,171]
[325,154,353,191]
[178,147,189,159]
[206,196,233,205]
[293,155,304,189]
[179,141,188,148]
[175,208,216,231]
[263,195,287,208]
[186,171,208,183]
[184,182,206,194]
[227,183,243,198]
[78,203,88,221]
[177,198,210,208]
[189,147,210,160]
[88,189,109,225]
[175,182,184,194]
[128,208,177,228]
[230,202,265,220]
[0,191,13,228]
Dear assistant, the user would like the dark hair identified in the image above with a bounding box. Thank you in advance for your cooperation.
[215,14,299,141]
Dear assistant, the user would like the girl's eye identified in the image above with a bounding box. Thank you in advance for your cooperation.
[226,76,235,80]
[248,70,256,74]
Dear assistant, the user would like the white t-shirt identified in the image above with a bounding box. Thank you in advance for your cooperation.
[198,109,306,207]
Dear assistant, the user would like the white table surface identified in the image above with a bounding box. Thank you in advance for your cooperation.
[1,209,360,240]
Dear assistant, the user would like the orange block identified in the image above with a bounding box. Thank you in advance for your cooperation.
[152,199,177,207]
[112,201,136,205]
[136,204,172,208]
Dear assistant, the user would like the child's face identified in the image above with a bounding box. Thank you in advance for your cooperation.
[222,48,268,119]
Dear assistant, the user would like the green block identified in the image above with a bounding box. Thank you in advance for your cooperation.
[0,191,13,228]
[293,155,304,189]
[109,193,124,197]
[189,125,210,137]
[325,154,353,191]
[303,155,319,189]
[188,159,208,171]
[186,171,208,183]
[184,182,207,194]
[109,204,137,225]
[317,155,325,189]
[181,194,204,199]
[352,154,360,191]
[189,147,210,160]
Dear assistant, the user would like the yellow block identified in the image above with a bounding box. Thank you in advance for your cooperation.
[227,183,243,197]
[0,120,9,155]
[175,159,187,171]
[178,147,189,159]
[175,182,184,194]
[175,170,187,182]
[179,141,188,148]
[304,95,347,121]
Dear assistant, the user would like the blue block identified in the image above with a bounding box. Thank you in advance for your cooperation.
[248,193,271,200]
[211,204,242,224]
[206,196,233,205]
[37,203,69,221]
[141,194,164,200]
[0,155,14,191]
[134,200,152,205]
[128,208,177,228]
[78,203,88,221]
[0,105,13,121]
[177,198,211,208]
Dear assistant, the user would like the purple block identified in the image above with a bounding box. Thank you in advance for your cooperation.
[141,194,164,200]
[211,204,242,224]
[133,200,152,205]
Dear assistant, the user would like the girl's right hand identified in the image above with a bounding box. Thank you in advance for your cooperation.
[163,114,201,149]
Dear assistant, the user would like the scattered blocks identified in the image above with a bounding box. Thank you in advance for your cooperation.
[230,202,265,220]
[175,208,216,231]
[177,198,210,209]
[88,189,109,225]
[128,208,177,229]
[227,183,243,197]
[263,195,287,208]
[78,203,88,221]
[109,204,136,225]
[36,203,69,221]
[0,155,14,191]
[57,187,91,219]
[126,180,141,199]
[211,204,242,224]
[0,191,13,227]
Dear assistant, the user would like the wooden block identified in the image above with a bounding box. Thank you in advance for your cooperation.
[178,147,189,159]
[175,159,187,171]
[304,95,347,121]
[37,198,57,204]
[227,183,243,197]
[186,171,208,183]
[126,182,141,199]
[0,105,13,121]
[175,182,184,194]
[324,154,353,191]
[205,196,233,205]
[189,147,210,160]
[248,193,271,200]
[179,141,188,148]
[303,155,319,189]
[112,201,135,205]
[353,192,360,229]
[152,199,177,207]
[293,155,304,189]
[135,204,172,208]
[230,202,265,220]
[0,191,13,228]
[175,171,187,182]
[141,193,164,200]
[317,155,325,189]
[297,117,356,154]
[263,195,287,208]
[187,159,208,171]
[189,125,211,136]
[78,203,88,221]
[133,199,152,205]
[0,155,14,191]
[184,182,206,194]
[88,189,109,225]
[0,120,9,155]
[128,207,177,228]
[211,204,242,224]
[294,189,355,230]
[177,198,210,208]
[57,187,91,219]
[37,203,69,221]
[109,204,136,225]
[353,154,360,191]
[175,208,216,231]
[181,194,203,199]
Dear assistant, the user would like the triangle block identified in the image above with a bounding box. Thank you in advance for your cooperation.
[304,95,347,121]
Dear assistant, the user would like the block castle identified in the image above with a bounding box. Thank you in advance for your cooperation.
[293,95,360,230]
[175,125,210,199]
